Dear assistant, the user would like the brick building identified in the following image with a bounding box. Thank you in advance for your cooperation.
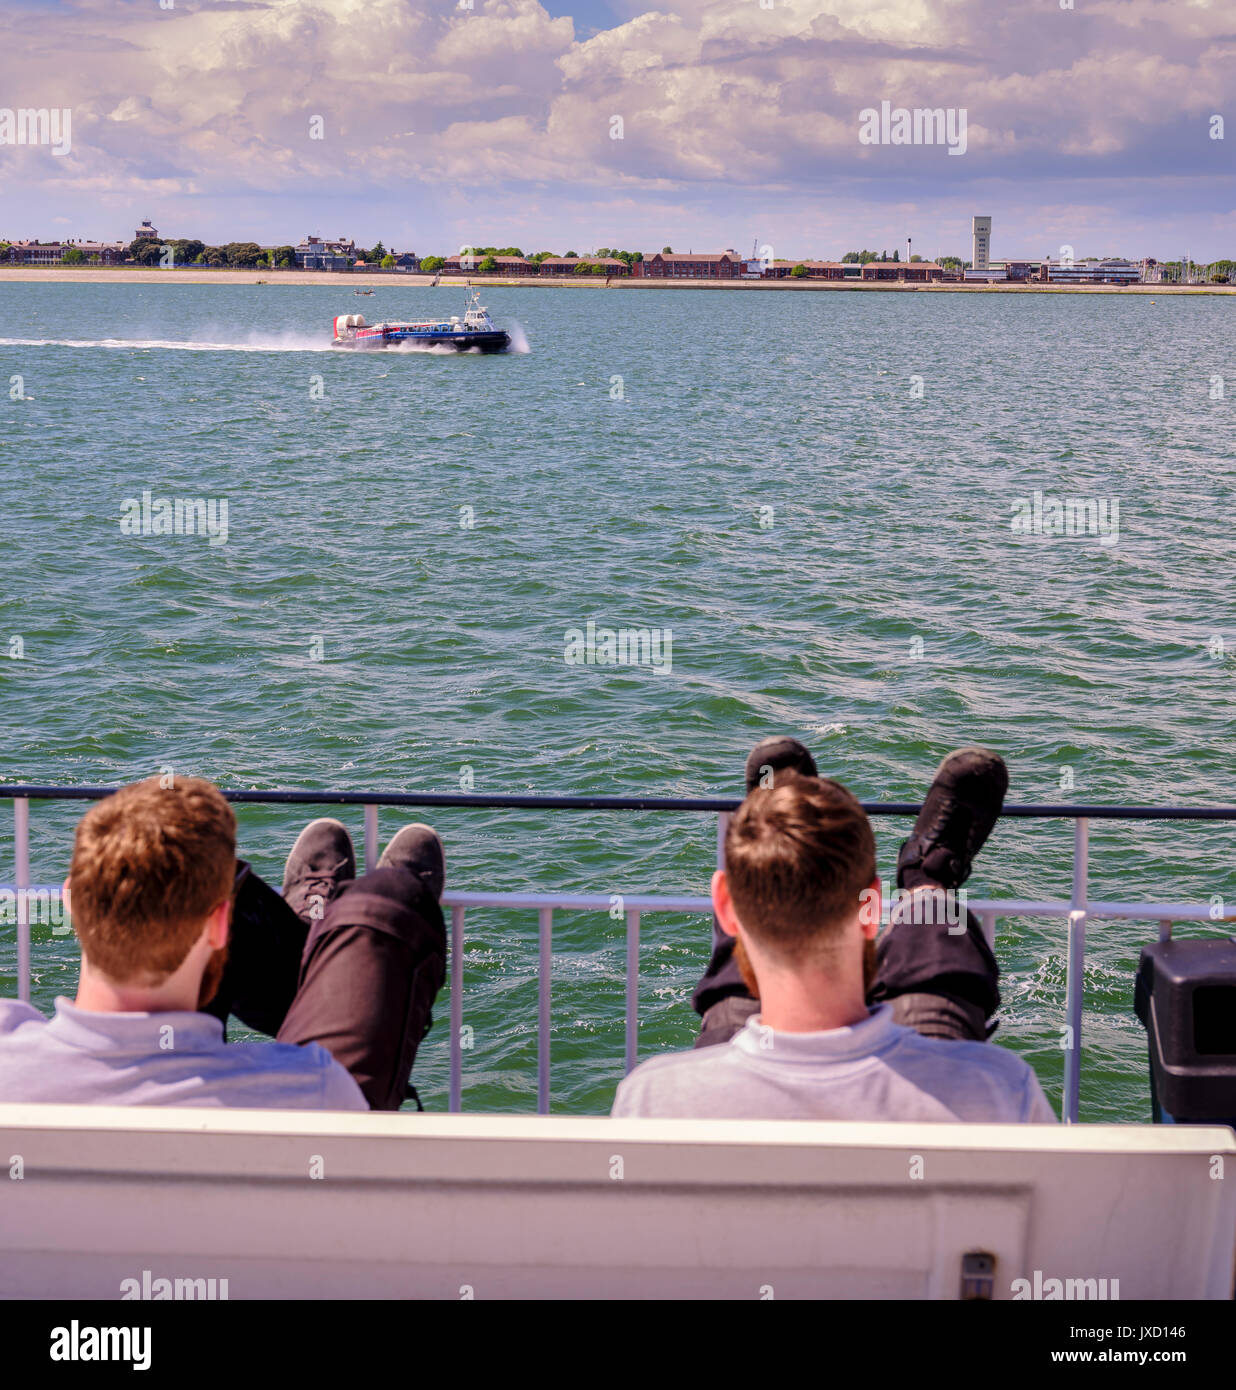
[640,251,743,279]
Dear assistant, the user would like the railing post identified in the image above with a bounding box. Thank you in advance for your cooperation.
[980,911,996,951]
[14,798,30,1003]
[449,905,465,1113]
[1063,818,1089,1124]
[716,812,728,870]
[1063,909,1086,1124]
[363,804,378,875]
[538,906,552,1113]
[624,908,640,1073]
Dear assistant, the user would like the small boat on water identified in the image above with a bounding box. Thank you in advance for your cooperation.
[354,288,374,296]
[332,290,509,352]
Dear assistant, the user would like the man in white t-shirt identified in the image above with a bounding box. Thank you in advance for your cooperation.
[614,751,1056,1122]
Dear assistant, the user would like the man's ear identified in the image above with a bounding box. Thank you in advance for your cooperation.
[712,869,742,939]
[206,898,231,951]
[858,876,882,941]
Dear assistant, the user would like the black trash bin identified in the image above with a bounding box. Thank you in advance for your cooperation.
[1134,937,1236,1126]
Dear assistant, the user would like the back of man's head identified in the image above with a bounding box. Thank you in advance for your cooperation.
[69,777,236,986]
[724,770,876,965]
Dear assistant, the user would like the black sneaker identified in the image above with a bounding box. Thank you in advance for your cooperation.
[744,736,818,793]
[378,823,446,901]
[283,818,356,924]
[896,748,1008,891]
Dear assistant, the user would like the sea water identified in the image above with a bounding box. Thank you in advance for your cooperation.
[1,281,1234,1118]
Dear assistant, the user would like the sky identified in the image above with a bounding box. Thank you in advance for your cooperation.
[1,0,1233,261]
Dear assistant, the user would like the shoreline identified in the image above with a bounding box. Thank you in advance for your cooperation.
[0,267,1228,294]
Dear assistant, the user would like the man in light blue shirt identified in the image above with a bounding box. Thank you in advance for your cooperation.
[614,749,1056,1123]
[0,775,448,1111]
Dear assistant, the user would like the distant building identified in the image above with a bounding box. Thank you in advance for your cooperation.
[134,220,158,241]
[5,238,126,265]
[393,251,420,271]
[440,254,535,276]
[641,251,743,279]
[860,260,945,282]
[1045,257,1140,285]
[536,256,630,276]
[972,216,992,271]
[761,261,852,280]
[295,236,357,270]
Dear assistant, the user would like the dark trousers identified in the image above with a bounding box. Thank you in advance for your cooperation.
[692,884,1000,1048]
[203,861,446,1110]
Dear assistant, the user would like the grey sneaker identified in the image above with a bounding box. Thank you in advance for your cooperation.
[283,818,356,924]
[378,823,446,901]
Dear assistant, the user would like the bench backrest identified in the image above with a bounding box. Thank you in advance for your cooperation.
[2,1105,1233,1299]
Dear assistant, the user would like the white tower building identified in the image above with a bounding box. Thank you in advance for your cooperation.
[972,216,992,270]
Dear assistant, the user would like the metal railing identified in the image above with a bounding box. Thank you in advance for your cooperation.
[4,784,1236,1123]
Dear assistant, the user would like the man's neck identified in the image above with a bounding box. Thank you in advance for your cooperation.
[74,965,199,1014]
[753,969,870,1034]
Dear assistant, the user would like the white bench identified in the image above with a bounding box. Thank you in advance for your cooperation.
[1,1104,1233,1299]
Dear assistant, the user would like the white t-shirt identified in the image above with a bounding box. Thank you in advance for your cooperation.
[613,1004,1057,1123]
[0,997,368,1110]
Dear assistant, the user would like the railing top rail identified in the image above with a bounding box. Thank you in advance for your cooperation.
[3,784,1236,820]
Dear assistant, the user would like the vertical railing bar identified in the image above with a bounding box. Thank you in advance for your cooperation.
[14,798,30,1003]
[538,906,552,1113]
[980,911,997,951]
[449,905,464,1113]
[363,803,378,875]
[1063,818,1089,1124]
[624,908,640,1074]
[716,812,729,870]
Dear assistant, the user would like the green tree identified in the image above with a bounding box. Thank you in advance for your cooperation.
[381,254,396,268]
[61,246,86,265]
[224,242,263,267]
[661,245,673,254]
[790,262,807,278]
[478,254,497,272]
[564,250,578,258]
[420,255,444,273]
[269,245,296,268]
[891,249,900,262]
[495,246,523,257]
[573,259,593,274]
[938,256,964,270]
[591,262,607,275]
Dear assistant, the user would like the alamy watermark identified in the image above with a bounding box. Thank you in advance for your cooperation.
[0,107,71,156]
[120,490,229,546]
[1010,491,1120,547]
[564,619,672,675]
[0,886,70,933]
[1011,1270,1120,1300]
[858,101,967,155]
[860,886,969,934]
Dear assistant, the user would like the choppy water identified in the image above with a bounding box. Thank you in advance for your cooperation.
[2,281,1234,1119]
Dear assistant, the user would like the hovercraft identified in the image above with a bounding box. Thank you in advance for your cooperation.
[333,290,509,352]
